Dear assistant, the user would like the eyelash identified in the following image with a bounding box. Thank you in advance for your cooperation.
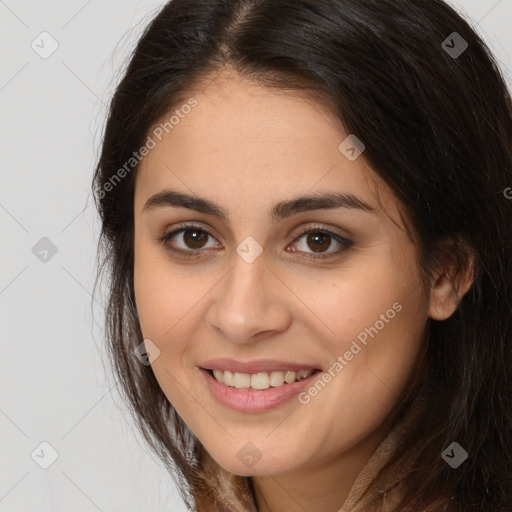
[157,223,354,261]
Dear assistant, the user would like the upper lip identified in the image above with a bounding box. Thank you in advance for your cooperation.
[200,358,321,374]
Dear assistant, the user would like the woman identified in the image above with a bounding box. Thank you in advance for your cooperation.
[91,0,512,510]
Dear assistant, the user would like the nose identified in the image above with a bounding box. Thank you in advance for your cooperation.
[206,253,292,344]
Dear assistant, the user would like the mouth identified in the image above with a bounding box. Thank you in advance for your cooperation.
[199,367,323,413]
[203,368,322,391]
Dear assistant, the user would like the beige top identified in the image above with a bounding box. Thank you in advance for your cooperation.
[338,418,409,511]
[339,406,452,512]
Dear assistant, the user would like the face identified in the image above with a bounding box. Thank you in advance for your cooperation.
[132,70,433,480]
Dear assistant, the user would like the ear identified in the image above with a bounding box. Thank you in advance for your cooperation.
[428,238,477,321]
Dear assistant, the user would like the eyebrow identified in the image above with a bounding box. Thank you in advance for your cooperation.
[142,189,378,221]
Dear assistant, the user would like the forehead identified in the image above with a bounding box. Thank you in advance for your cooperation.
[134,71,398,223]
[187,72,343,143]
[138,72,346,174]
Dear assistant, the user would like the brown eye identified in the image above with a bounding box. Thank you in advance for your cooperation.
[305,232,332,253]
[158,225,219,256]
[182,229,209,249]
[288,227,353,260]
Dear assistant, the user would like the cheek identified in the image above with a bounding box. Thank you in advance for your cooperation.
[134,241,167,339]
[288,259,411,345]
[134,240,197,341]
[133,249,199,408]
[296,255,426,394]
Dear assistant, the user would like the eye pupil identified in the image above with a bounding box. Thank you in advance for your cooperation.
[307,233,331,253]
[184,229,208,249]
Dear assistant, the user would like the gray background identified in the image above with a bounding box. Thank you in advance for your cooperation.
[0,1,510,510]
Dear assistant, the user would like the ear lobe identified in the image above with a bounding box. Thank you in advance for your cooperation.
[428,272,460,320]
[428,242,476,321]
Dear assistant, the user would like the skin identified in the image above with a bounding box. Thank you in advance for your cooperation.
[132,69,474,512]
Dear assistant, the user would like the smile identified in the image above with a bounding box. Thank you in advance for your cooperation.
[209,369,315,390]
[199,367,323,413]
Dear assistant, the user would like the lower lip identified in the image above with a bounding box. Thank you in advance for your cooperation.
[199,368,322,413]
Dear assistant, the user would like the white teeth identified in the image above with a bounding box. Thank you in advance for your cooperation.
[269,371,284,387]
[284,371,296,383]
[223,370,234,386]
[251,372,270,390]
[211,369,315,389]
[296,369,311,380]
[233,372,251,388]
[213,369,224,383]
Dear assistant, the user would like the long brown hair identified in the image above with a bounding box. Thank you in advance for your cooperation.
[91,1,512,510]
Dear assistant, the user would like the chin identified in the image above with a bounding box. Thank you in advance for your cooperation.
[211,450,298,478]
